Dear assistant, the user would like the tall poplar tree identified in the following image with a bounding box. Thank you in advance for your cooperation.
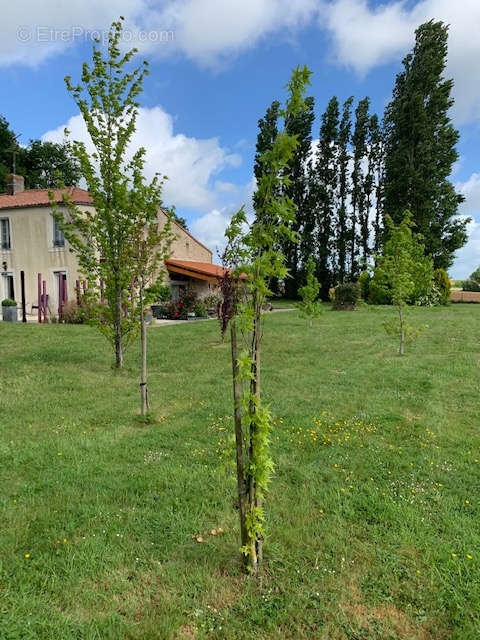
[336,97,353,283]
[368,114,385,257]
[383,20,468,269]
[309,96,339,297]
[253,101,280,224]
[282,96,315,298]
[350,97,370,277]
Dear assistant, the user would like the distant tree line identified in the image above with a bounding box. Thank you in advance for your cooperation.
[254,21,469,299]
[0,116,82,191]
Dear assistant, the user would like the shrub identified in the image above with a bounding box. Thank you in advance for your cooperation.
[358,270,371,301]
[145,281,170,303]
[194,299,208,318]
[333,282,360,310]
[463,279,480,292]
[1,298,16,307]
[61,300,88,324]
[202,294,222,315]
[433,268,451,304]
[368,268,392,305]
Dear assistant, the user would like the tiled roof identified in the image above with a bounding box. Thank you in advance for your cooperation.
[0,187,92,210]
[166,259,227,279]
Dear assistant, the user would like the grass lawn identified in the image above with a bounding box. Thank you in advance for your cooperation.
[1,304,479,639]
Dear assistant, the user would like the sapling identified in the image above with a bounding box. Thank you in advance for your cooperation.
[296,257,322,326]
[381,211,432,355]
[218,66,312,574]
[50,19,174,413]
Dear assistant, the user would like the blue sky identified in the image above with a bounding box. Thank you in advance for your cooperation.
[1,0,479,277]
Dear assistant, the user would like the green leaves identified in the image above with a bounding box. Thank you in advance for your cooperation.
[379,211,432,354]
[296,257,323,324]
[219,66,312,572]
[51,19,174,365]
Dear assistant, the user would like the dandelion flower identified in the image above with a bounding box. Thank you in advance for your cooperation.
[451,553,457,558]
[465,499,470,505]
[467,554,473,560]
[24,553,30,559]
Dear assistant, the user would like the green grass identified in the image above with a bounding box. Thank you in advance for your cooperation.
[0,304,479,639]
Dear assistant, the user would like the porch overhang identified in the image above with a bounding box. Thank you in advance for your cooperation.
[165,259,227,283]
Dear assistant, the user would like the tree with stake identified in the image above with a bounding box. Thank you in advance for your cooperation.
[51,19,173,378]
[218,66,311,574]
[381,211,432,355]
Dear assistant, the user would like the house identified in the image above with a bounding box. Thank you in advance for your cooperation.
[0,174,223,317]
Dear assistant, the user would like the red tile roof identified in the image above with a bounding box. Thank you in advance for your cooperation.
[0,187,92,210]
[166,259,228,280]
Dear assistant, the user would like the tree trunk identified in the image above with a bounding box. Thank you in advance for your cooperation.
[248,298,262,571]
[115,285,124,368]
[230,319,248,563]
[140,285,148,415]
[398,304,405,356]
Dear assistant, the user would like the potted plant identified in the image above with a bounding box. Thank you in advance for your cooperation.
[2,298,17,322]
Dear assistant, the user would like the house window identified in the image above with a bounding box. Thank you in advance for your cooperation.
[53,216,65,248]
[0,218,11,250]
[1,273,14,300]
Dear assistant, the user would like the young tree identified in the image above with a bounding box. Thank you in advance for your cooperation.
[335,97,354,283]
[282,95,315,298]
[309,96,339,298]
[296,256,322,325]
[381,211,432,355]
[53,19,173,372]
[219,66,311,574]
[383,20,468,269]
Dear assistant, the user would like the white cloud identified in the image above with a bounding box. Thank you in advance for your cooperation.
[0,1,147,67]
[451,217,480,279]
[151,0,318,67]
[321,0,480,124]
[190,178,255,255]
[450,172,480,278]
[0,0,319,68]
[42,106,241,211]
[457,172,480,216]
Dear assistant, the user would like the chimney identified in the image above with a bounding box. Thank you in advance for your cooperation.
[6,174,25,195]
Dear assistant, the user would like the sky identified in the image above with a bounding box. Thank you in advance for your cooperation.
[1,0,479,278]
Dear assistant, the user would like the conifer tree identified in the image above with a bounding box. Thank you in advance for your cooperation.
[383,20,468,269]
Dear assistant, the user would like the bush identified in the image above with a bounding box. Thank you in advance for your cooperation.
[433,268,451,304]
[463,279,480,292]
[1,298,16,307]
[358,270,371,301]
[202,294,221,315]
[367,267,392,305]
[61,300,88,324]
[145,281,171,303]
[333,282,360,310]
[194,299,208,318]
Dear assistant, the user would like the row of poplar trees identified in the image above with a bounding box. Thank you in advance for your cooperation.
[254,20,469,299]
